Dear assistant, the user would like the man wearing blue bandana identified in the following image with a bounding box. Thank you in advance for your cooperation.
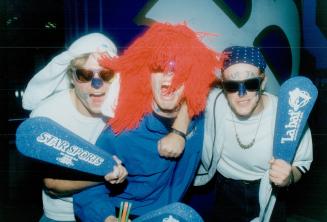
[188,46,313,221]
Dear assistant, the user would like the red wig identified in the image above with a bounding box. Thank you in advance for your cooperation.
[101,22,224,133]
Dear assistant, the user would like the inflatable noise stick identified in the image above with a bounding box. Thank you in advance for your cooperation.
[134,202,204,222]
[261,76,318,222]
[15,117,116,176]
[273,76,317,163]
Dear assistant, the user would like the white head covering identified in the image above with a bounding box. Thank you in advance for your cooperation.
[22,33,120,117]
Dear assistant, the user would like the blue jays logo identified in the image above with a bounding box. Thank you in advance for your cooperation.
[280,87,312,144]
[163,215,179,222]
[289,88,312,112]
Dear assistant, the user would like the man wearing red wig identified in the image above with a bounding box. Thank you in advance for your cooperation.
[73,22,223,222]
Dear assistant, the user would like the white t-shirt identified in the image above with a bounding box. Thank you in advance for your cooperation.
[217,95,274,181]
[30,89,106,221]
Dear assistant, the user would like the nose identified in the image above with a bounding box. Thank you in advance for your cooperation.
[163,71,174,80]
[238,83,247,97]
[91,78,104,89]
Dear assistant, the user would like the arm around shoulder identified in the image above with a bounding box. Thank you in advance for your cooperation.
[158,103,190,158]
[44,178,101,196]
[73,184,116,222]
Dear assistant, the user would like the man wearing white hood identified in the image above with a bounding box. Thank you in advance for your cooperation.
[22,33,127,222]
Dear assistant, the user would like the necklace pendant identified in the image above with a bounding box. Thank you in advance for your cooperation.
[231,106,264,150]
[236,134,255,149]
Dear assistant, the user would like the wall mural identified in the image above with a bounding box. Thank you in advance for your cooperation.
[302,0,327,69]
[134,0,302,94]
[73,0,325,93]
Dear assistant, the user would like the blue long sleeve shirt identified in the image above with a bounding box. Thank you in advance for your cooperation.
[73,112,204,222]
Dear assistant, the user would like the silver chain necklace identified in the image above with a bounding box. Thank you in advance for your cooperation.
[231,106,264,149]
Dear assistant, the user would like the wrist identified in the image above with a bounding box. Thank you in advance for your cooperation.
[171,127,187,141]
[288,169,294,186]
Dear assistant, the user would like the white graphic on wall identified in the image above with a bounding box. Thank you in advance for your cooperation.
[139,0,301,95]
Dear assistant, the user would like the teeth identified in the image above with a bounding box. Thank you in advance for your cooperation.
[162,91,174,97]
[92,92,104,96]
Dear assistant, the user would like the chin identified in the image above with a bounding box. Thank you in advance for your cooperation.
[158,100,178,110]
[87,106,101,115]
[158,106,177,113]
[233,107,254,118]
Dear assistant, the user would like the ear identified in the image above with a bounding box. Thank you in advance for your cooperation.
[215,69,223,80]
[260,73,268,91]
[70,78,75,87]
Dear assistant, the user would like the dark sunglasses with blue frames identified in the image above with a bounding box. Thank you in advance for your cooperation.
[222,77,263,96]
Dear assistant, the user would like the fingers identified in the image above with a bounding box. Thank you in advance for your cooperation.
[158,144,178,158]
[105,156,128,184]
[158,140,176,157]
[105,215,118,222]
[158,139,174,157]
[115,165,128,184]
[269,158,292,187]
[269,157,275,165]
[113,155,122,165]
[157,133,185,158]
[104,166,117,182]
[105,165,128,184]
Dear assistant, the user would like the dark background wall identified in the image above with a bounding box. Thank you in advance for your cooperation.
[1,0,326,221]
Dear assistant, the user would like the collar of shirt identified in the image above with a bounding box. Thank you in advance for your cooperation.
[144,112,197,136]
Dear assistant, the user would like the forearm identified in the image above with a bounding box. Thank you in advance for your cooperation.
[291,127,312,184]
[44,178,101,196]
[157,103,191,158]
[73,185,115,222]
[291,166,302,184]
[172,103,190,133]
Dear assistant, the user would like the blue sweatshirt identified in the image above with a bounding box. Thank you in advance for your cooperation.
[73,112,204,222]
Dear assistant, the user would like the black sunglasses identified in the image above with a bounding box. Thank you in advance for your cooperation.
[222,77,262,93]
[73,68,115,83]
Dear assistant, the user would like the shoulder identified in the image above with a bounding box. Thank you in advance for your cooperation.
[96,126,114,144]
[205,87,228,118]
[208,87,223,101]
[206,87,225,108]
[30,90,71,118]
[263,92,278,108]
[189,113,205,130]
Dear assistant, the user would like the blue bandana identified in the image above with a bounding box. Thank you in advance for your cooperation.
[222,46,266,72]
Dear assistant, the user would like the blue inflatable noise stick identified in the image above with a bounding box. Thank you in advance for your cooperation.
[273,76,317,163]
[15,117,116,176]
[134,202,204,222]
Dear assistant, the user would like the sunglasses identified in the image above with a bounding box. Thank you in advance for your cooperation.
[222,77,262,94]
[73,68,115,83]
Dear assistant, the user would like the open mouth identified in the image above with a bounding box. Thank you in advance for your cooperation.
[237,98,253,106]
[90,92,106,103]
[161,84,170,95]
[160,84,176,99]
[90,92,105,97]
